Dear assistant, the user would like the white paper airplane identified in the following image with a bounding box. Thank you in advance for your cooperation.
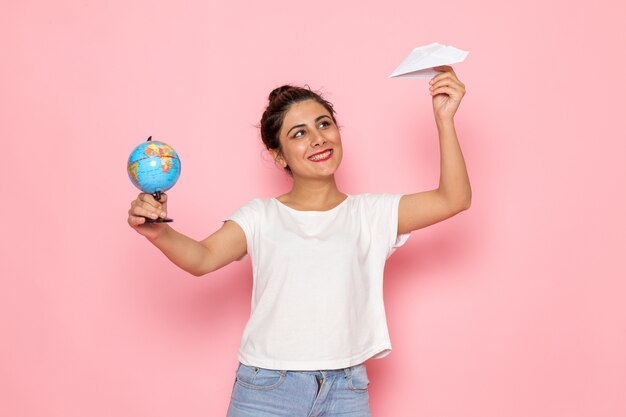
[389,42,469,79]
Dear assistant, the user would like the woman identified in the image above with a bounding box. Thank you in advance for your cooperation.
[127,65,470,417]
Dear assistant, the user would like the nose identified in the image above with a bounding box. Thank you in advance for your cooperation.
[310,130,326,147]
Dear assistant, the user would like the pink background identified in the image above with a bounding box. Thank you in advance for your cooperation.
[2,0,625,416]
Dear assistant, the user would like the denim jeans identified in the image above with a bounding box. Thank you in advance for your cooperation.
[226,362,372,417]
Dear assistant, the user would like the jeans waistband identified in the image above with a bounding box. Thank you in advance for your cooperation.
[240,362,362,378]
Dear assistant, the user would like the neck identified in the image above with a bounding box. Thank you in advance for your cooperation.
[281,175,345,207]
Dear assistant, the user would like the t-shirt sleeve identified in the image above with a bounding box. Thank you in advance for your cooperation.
[223,198,261,261]
[365,193,411,259]
[386,193,411,258]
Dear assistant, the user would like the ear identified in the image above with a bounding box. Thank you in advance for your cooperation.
[269,148,288,168]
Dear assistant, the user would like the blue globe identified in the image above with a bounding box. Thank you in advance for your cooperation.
[127,138,181,196]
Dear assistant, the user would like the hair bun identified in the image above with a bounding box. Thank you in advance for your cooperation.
[268,85,295,103]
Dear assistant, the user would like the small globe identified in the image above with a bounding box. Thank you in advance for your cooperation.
[127,138,181,197]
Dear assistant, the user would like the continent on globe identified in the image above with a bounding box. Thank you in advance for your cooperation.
[144,143,175,173]
[128,161,140,186]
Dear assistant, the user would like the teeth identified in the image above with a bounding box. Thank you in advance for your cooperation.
[309,150,332,161]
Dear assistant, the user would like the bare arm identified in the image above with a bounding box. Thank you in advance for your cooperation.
[128,193,246,277]
[398,65,471,234]
[147,221,246,276]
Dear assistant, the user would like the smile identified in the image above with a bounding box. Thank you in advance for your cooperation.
[308,149,333,162]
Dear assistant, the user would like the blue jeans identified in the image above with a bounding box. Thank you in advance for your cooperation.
[226,362,372,417]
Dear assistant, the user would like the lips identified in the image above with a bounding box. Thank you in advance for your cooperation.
[308,149,333,162]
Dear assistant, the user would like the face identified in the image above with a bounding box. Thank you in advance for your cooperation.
[271,99,343,179]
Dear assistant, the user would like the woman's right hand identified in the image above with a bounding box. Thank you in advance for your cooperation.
[128,192,170,241]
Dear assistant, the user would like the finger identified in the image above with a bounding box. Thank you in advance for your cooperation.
[430,69,462,86]
[430,68,461,82]
[433,65,455,73]
[146,192,168,204]
[143,200,167,217]
[139,192,163,207]
[429,73,454,86]
[429,79,458,95]
[130,198,160,215]
[430,78,450,89]
[131,203,161,220]
[128,214,146,227]
[432,66,453,78]
[430,86,459,96]
[138,193,163,210]
[130,197,167,219]
[429,81,465,95]
[154,193,168,217]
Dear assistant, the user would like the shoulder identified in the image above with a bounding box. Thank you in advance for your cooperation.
[233,197,271,210]
[228,197,272,221]
[350,193,403,207]
[348,194,404,224]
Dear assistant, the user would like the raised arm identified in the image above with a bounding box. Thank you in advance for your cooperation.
[128,193,246,277]
[398,65,471,235]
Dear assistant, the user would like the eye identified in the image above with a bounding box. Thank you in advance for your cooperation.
[319,118,335,129]
[293,129,305,139]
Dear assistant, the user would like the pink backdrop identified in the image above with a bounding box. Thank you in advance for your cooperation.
[2,0,625,416]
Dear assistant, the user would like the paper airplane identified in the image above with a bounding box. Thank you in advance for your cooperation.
[389,42,469,79]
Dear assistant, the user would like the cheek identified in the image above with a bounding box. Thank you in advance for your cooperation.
[283,143,307,160]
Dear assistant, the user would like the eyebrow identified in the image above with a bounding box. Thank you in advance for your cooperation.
[286,115,332,136]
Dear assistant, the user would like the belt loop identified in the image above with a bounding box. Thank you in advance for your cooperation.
[343,366,351,379]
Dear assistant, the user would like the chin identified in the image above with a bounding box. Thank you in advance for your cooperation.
[294,166,339,180]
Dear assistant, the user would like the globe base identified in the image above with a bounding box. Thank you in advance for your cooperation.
[144,216,174,223]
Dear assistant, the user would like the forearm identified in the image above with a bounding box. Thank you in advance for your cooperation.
[436,118,471,210]
[147,225,209,277]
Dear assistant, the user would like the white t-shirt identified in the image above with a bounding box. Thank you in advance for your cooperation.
[226,193,410,371]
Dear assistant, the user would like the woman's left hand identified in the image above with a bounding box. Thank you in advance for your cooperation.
[429,65,466,123]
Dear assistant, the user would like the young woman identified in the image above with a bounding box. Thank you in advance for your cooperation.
[127,65,470,417]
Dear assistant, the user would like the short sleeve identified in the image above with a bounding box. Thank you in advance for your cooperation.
[362,193,410,259]
[386,194,410,258]
[223,198,262,261]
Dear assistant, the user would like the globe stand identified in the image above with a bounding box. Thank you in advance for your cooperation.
[144,190,174,223]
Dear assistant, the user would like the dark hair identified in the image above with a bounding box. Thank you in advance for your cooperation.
[260,85,337,175]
